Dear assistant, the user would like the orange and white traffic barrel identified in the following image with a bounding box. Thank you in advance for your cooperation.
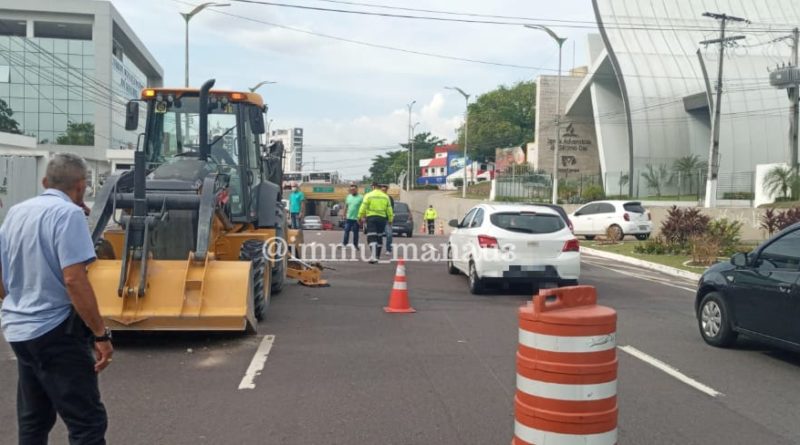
[513,285,617,445]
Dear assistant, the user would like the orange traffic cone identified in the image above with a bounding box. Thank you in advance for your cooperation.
[384,259,416,313]
[420,222,427,234]
[437,221,444,235]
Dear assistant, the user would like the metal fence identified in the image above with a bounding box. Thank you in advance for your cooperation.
[494,169,755,205]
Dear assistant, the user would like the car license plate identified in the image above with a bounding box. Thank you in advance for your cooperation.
[521,265,545,272]
[527,241,539,247]
[639,225,648,230]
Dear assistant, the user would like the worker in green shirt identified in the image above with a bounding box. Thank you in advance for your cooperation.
[358,182,394,264]
[342,184,363,248]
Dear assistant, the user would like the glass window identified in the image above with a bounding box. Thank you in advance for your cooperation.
[460,208,477,227]
[53,99,67,113]
[82,101,93,115]
[0,66,8,83]
[24,112,37,132]
[576,203,597,216]
[39,113,53,130]
[53,83,67,98]
[9,97,23,112]
[39,98,53,113]
[68,87,80,100]
[23,67,38,84]
[596,203,615,214]
[10,68,23,83]
[470,209,484,228]
[0,36,9,50]
[490,212,565,234]
[758,230,800,271]
[9,37,24,52]
[25,98,38,113]
[37,38,54,53]
[69,40,83,55]
[54,113,67,131]
[68,100,81,115]
[23,84,36,98]
[39,130,53,144]
[623,202,646,213]
[0,83,9,96]
[82,55,93,70]
[68,54,81,69]
[82,113,93,124]
[53,39,68,54]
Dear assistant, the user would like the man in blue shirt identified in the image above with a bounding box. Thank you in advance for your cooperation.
[0,153,112,444]
[288,185,305,229]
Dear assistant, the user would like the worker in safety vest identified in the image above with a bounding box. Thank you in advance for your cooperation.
[423,205,438,235]
[358,182,394,264]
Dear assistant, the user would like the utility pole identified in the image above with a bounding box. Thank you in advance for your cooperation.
[790,28,799,170]
[411,122,420,190]
[700,12,747,208]
[406,101,415,191]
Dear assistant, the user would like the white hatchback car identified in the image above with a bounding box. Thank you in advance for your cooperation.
[570,200,652,241]
[446,203,580,294]
[302,215,323,230]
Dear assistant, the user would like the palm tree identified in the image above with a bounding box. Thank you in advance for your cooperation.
[641,164,671,197]
[672,155,707,194]
[763,165,798,200]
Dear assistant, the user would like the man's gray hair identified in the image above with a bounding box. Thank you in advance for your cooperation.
[46,153,88,190]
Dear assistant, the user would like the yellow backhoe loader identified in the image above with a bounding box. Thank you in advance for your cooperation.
[87,79,317,332]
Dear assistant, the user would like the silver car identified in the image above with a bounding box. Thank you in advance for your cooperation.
[302,215,323,230]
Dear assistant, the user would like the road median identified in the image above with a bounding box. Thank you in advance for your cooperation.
[581,246,702,281]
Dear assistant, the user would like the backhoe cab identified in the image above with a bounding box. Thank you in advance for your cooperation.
[88,79,288,331]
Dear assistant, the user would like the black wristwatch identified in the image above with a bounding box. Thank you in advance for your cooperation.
[94,328,112,342]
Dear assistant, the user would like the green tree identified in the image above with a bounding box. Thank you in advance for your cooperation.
[641,164,671,197]
[367,150,407,185]
[399,132,446,164]
[454,81,535,161]
[56,121,94,146]
[763,165,798,200]
[672,154,707,194]
[0,99,21,134]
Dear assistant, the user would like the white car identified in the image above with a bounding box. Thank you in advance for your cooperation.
[446,203,580,294]
[302,215,323,230]
[570,200,652,241]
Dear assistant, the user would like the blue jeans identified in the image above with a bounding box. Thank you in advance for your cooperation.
[385,223,393,252]
[342,219,360,247]
[290,212,300,229]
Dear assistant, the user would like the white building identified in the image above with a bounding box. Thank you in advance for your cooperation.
[270,127,303,172]
[562,0,800,201]
[0,0,163,177]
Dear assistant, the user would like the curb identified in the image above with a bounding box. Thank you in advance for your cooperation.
[580,246,703,281]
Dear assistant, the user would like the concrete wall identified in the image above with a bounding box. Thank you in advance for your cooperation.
[402,190,773,241]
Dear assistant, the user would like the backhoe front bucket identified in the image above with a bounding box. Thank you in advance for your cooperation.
[88,258,254,331]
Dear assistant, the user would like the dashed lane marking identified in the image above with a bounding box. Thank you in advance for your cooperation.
[619,345,722,397]
[238,335,275,390]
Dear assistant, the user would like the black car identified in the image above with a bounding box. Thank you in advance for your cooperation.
[391,202,414,237]
[696,223,800,351]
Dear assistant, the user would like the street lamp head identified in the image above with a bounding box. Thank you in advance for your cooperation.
[445,86,470,100]
[523,24,566,46]
[248,80,277,92]
[185,2,230,20]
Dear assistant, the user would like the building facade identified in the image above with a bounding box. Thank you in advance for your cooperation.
[271,127,303,172]
[0,0,162,180]
[559,0,800,200]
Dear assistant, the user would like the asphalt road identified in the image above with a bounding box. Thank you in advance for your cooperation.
[0,231,798,444]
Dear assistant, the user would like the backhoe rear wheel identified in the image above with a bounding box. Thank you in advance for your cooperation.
[240,240,271,322]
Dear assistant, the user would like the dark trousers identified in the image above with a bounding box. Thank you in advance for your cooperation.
[9,316,107,445]
[290,212,301,229]
[342,219,360,247]
[426,219,435,235]
[365,216,387,259]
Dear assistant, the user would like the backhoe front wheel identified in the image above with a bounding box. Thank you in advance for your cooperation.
[240,240,271,322]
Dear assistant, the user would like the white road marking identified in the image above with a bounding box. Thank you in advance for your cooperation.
[582,259,697,293]
[619,345,722,397]
[238,335,275,390]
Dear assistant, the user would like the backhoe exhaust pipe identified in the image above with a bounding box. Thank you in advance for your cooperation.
[198,78,216,162]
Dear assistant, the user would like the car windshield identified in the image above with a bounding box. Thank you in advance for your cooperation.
[394,203,410,213]
[146,96,241,167]
[305,216,320,221]
[490,212,565,234]
[623,202,646,213]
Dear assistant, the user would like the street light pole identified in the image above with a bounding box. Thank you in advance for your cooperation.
[181,2,230,87]
[248,80,277,93]
[411,122,420,189]
[446,87,470,198]
[406,101,415,191]
[524,25,566,204]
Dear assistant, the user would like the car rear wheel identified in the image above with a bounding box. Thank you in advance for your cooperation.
[636,233,650,241]
[698,292,737,347]
[446,246,459,275]
[468,261,484,295]
[607,225,624,241]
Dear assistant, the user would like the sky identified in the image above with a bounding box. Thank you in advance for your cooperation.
[110,0,597,179]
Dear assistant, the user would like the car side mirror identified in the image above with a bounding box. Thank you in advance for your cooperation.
[448,219,459,228]
[731,252,748,268]
[249,106,265,134]
[124,101,139,131]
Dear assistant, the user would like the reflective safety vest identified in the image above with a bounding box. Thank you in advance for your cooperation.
[424,208,437,221]
[358,190,394,222]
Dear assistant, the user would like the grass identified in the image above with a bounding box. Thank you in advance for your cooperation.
[582,240,707,273]
[637,195,700,202]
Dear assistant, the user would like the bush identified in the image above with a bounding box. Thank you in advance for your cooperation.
[691,235,721,266]
[721,192,754,200]
[660,206,710,252]
[581,184,605,202]
[707,218,742,256]
[776,207,800,231]
[453,178,464,187]
[760,208,780,236]
[633,236,670,255]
